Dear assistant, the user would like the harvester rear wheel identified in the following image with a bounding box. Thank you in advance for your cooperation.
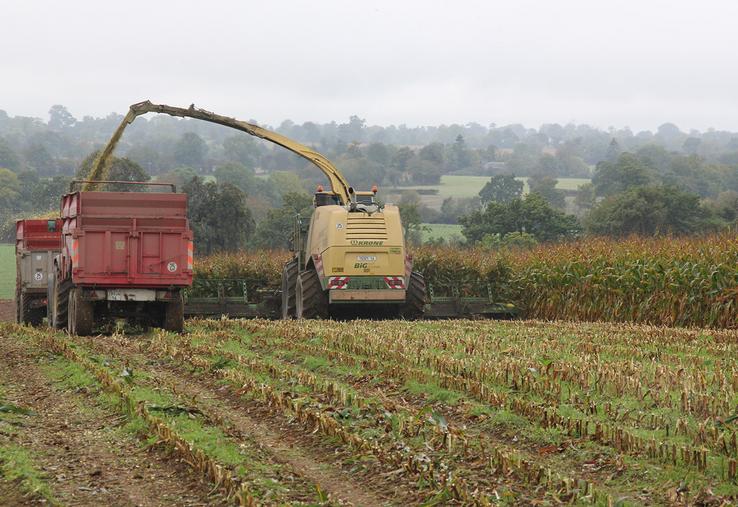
[68,288,94,336]
[296,268,328,319]
[281,258,298,319]
[401,271,427,320]
[53,276,71,331]
[163,293,184,333]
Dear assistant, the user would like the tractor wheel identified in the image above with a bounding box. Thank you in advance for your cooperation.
[162,293,184,333]
[281,258,298,320]
[53,277,71,331]
[401,271,427,320]
[20,293,44,326]
[68,288,94,336]
[296,268,328,319]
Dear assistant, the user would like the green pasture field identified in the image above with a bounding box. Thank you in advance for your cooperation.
[421,223,463,242]
[389,175,591,210]
[0,244,14,300]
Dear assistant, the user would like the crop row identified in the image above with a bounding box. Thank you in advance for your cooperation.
[196,318,738,500]
[193,233,738,328]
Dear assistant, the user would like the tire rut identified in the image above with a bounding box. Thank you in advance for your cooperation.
[80,333,415,507]
[0,329,227,507]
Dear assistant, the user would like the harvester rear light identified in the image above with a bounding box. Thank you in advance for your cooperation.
[328,276,350,289]
[187,241,193,270]
[384,276,405,289]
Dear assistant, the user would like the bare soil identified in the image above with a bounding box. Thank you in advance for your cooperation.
[0,300,15,322]
[76,333,414,507]
[0,330,227,507]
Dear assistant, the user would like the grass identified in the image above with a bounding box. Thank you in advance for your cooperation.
[0,244,14,300]
[0,445,59,505]
[393,175,591,199]
[421,223,463,242]
[389,175,591,211]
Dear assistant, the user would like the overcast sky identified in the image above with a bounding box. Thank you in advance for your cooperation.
[2,0,738,132]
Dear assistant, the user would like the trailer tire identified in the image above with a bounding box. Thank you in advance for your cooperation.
[296,268,328,319]
[20,293,44,326]
[14,287,21,324]
[53,277,71,331]
[281,258,298,320]
[401,271,427,320]
[163,294,184,333]
[68,288,94,336]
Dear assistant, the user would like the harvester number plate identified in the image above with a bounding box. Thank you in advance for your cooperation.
[356,255,376,262]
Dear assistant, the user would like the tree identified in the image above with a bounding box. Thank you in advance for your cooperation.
[528,174,566,209]
[439,196,481,224]
[223,135,259,168]
[23,143,54,174]
[575,182,596,212]
[156,167,198,189]
[77,151,150,191]
[48,105,76,130]
[174,132,208,169]
[252,192,313,249]
[214,162,256,195]
[398,193,427,245]
[451,134,472,170]
[184,177,254,254]
[478,174,523,204]
[16,171,72,211]
[366,142,391,166]
[605,138,621,163]
[460,192,580,243]
[584,185,711,236]
[592,153,652,197]
[0,168,21,211]
[0,137,21,171]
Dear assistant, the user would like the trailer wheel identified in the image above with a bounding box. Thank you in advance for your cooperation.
[68,288,94,336]
[281,258,298,319]
[14,287,21,324]
[53,276,71,331]
[296,268,328,319]
[20,293,44,326]
[163,293,184,333]
[401,271,427,320]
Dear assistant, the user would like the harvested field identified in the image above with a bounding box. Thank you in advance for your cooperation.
[1,318,736,505]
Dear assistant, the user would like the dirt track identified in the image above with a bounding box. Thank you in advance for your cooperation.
[0,329,226,506]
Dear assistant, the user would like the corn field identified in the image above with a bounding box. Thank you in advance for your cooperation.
[195,234,738,328]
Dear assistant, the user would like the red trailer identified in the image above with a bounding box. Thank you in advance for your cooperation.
[15,219,61,325]
[49,182,193,334]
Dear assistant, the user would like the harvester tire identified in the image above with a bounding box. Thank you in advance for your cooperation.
[281,258,298,319]
[296,268,328,319]
[401,271,427,320]
[53,276,71,331]
[68,288,94,336]
[163,293,184,333]
[20,293,44,326]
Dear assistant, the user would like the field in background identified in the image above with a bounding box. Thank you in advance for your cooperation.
[421,223,463,242]
[0,245,14,300]
[388,175,591,209]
